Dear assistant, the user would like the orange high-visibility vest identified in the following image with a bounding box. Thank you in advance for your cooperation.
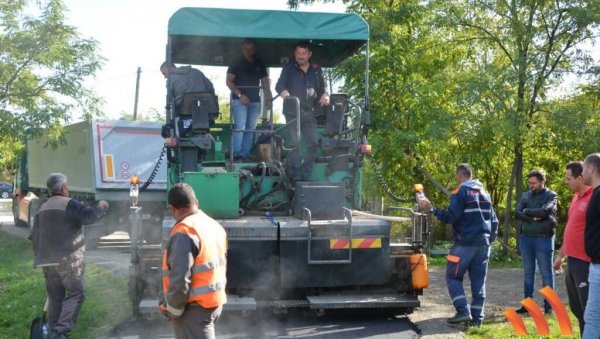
[162,211,227,308]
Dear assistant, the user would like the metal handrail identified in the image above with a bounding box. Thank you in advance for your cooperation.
[306,207,353,265]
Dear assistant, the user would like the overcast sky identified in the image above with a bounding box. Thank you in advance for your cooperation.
[60,0,346,120]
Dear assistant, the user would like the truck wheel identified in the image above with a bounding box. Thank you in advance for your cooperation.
[13,199,28,228]
[14,217,28,228]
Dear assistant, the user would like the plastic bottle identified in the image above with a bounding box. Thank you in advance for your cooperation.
[130,176,139,207]
[414,183,426,201]
[410,253,430,289]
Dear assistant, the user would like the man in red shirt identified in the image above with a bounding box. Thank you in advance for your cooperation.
[554,161,592,335]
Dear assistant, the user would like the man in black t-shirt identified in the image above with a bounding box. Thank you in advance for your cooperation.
[226,38,272,160]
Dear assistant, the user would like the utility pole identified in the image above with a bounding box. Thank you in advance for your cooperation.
[133,67,141,120]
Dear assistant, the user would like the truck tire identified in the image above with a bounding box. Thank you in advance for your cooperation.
[12,197,28,228]
[14,217,28,228]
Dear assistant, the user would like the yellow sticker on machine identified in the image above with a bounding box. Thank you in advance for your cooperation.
[329,238,382,249]
[104,154,115,179]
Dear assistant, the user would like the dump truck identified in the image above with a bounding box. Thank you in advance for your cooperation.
[13,119,167,245]
[129,7,432,317]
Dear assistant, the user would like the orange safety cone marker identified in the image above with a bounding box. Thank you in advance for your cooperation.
[521,297,550,336]
[540,286,573,336]
[503,308,528,336]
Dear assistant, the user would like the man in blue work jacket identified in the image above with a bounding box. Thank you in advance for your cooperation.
[419,163,498,326]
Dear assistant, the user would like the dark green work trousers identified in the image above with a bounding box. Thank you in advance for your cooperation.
[171,304,222,339]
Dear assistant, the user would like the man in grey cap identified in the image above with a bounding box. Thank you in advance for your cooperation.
[29,173,109,339]
[160,62,217,138]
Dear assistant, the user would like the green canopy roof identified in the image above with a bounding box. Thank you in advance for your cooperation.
[167,7,369,67]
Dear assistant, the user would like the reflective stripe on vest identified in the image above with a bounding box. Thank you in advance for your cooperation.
[160,256,226,277]
[162,211,227,309]
[190,281,226,297]
[464,208,492,213]
[191,257,227,274]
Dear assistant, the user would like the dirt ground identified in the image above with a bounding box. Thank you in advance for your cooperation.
[409,265,568,338]
[0,202,569,338]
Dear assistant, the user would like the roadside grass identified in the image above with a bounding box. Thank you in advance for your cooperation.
[0,231,131,338]
[467,312,580,338]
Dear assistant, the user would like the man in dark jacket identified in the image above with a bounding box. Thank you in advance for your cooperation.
[160,62,217,136]
[29,173,108,339]
[160,62,215,112]
[275,41,329,183]
[515,169,557,314]
[418,163,498,325]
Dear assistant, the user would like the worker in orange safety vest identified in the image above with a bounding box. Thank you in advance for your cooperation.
[160,183,227,339]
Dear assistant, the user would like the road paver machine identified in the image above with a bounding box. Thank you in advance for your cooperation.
[129,7,431,318]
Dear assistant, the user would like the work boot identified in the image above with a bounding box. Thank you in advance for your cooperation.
[515,306,528,314]
[447,312,472,324]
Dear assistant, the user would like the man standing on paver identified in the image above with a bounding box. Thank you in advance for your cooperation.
[276,41,329,183]
[226,38,272,161]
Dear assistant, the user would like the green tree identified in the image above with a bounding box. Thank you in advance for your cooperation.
[287,0,338,8]
[286,0,498,212]
[340,1,442,193]
[286,0,599,250]
[0,0,103,172]
[435,0,600,253]
[546,78,600,186]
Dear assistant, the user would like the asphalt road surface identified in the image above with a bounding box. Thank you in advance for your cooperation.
[107,311,419,339]
[10,197,569,339]
[1,200,418,339]
[4,197,571,339]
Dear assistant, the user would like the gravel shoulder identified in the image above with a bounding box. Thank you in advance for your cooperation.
[410,265,568,338]
[0,200,568,338]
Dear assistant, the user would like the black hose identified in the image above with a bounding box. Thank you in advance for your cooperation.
[140,146,166,192]
[241,162,292,211]
[366,154,413,203]
[239,163,266,209]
